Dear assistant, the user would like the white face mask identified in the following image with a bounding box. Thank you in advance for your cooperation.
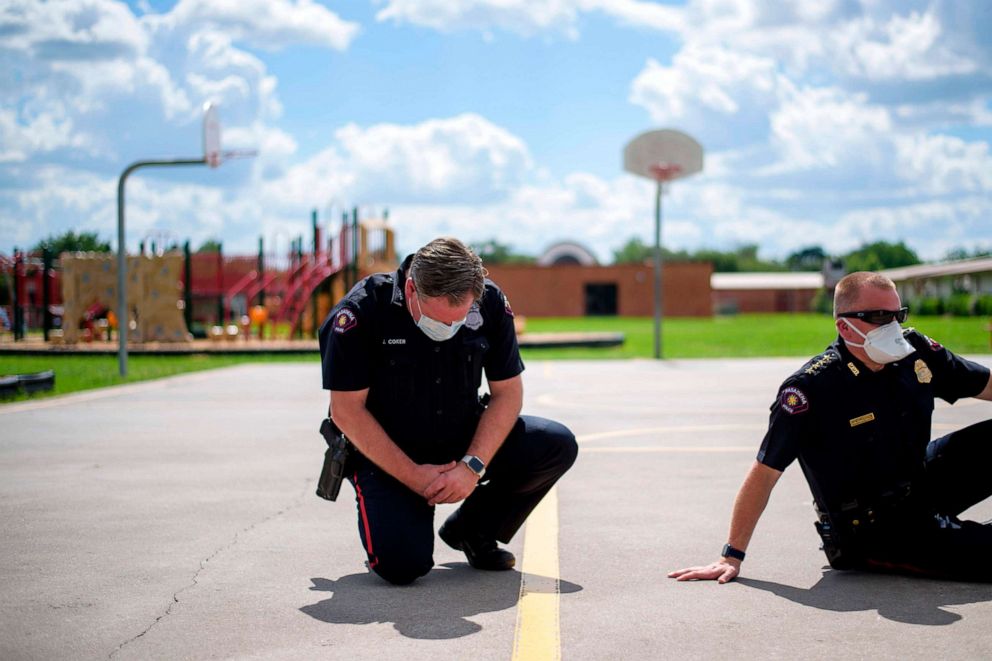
[413,293,465,342]
[841,319,914,364]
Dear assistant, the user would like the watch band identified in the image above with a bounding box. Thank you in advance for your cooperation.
[722,543,746,562]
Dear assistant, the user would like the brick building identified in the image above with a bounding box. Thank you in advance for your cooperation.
[484,261,713,317]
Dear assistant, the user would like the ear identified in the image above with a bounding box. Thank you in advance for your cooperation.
[835,317,852,339]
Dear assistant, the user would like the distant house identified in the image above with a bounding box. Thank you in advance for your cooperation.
[711,272,824,313]
[881,257,992,299]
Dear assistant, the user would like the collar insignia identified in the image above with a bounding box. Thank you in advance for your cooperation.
[804,352,837,376]
[849,412,875,427]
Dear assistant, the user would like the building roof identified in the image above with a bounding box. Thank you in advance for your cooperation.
[881,257,992,282]
[536,241,599,267]
[711,272,824,290]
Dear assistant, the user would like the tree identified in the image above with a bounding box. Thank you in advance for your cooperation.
[196,239,223,253]
[786,245,827,272]
[612,237,652,264]
[31,230,111,254]
[612,237,689,264]
[943,246,992,261]
[471,239,534,265]
[842,241,920,272]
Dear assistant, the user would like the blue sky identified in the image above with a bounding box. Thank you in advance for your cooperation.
[2,0,991,263]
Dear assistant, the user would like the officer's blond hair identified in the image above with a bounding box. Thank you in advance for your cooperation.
[409,237,486,305]
[833,272,897,317]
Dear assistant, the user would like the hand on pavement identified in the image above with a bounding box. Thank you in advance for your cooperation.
[667,560,740,584]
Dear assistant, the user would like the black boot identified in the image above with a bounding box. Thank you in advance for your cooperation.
[439,513,515,571]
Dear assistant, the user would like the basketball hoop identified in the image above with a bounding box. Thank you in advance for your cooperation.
[622,128,704,360]
[648,163,684,182]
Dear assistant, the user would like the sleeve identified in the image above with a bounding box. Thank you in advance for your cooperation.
[481,282,525,382]
[756,378,815,472]
[318,303,372,391]
[907,331,990,404]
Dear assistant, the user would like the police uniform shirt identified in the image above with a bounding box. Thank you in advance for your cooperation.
[318,256,525,463]
[757,330,990,515]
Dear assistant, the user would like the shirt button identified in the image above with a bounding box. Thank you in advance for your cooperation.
[435,377,442,384]
[436,409,443,415]
[434,346,441,353]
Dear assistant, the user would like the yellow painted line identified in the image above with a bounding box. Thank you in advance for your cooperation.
[512,487,560,661]
[581,445,754,453]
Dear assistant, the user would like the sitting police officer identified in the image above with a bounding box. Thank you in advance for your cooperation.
[669,271,992,583]
[318,237,578,585]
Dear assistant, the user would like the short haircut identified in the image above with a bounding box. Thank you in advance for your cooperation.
[833,271,897,317]
[409,237,486,305]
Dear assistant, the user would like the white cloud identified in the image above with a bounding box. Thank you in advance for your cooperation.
[629,46,779,148]
[834,197,992,259]
[893,133,992,194]
[0,104,93,162]
[376,0,582,38]
[0,0,148,60]
[375,0,680,38]
[767,83,892,172]
[157,0,359,51]
[332,114,533,203]
[830,10,977,82]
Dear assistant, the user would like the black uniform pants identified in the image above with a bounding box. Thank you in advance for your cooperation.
[346,415,577,585]
[849,418,992,581]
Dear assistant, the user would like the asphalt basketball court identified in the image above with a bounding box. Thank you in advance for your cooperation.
[1,357,990,660]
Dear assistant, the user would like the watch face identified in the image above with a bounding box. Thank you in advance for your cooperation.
[466,456,485,474]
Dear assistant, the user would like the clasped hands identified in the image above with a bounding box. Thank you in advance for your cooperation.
[411,461,479,506]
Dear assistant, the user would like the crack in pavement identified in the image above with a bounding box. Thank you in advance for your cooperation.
[108,478,313,659]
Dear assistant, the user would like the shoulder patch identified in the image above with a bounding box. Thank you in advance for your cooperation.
[803,351,838,376]
[332,309,358,334]
[780,386,809,415]
[922,333,942,351]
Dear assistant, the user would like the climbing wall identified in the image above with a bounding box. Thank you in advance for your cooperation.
[60,252,190,344]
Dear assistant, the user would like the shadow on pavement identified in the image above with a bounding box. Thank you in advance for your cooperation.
[738,569,992,625]
[301,562,583,639]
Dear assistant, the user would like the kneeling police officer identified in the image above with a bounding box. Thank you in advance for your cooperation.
[669,271,992,584]
[318,237,577,585]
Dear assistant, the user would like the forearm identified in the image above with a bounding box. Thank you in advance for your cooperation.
[975,373,992,401]
[331,397,418,488]
[466,381,522,464]
[725,460,781,553]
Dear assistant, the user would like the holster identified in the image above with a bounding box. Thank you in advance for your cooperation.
[316,418,351,502]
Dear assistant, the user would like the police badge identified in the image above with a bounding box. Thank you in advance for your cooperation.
[914,359,933,384]
[465,302,483,330]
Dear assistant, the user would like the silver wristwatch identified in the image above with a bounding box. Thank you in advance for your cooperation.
[461,454,486,479]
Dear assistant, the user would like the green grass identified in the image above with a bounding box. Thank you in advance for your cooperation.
[2,313,988,401]
[518,314,992,360]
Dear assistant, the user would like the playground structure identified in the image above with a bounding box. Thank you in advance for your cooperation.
[0,211,396,345]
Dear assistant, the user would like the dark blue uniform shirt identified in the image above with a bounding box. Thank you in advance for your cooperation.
[757,329,989,518]
[318,256,525,464]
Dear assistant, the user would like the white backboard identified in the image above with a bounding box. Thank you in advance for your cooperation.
[203,102,221,168]
[623,129,703,182]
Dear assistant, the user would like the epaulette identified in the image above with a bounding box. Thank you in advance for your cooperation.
[803,349,840,377]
